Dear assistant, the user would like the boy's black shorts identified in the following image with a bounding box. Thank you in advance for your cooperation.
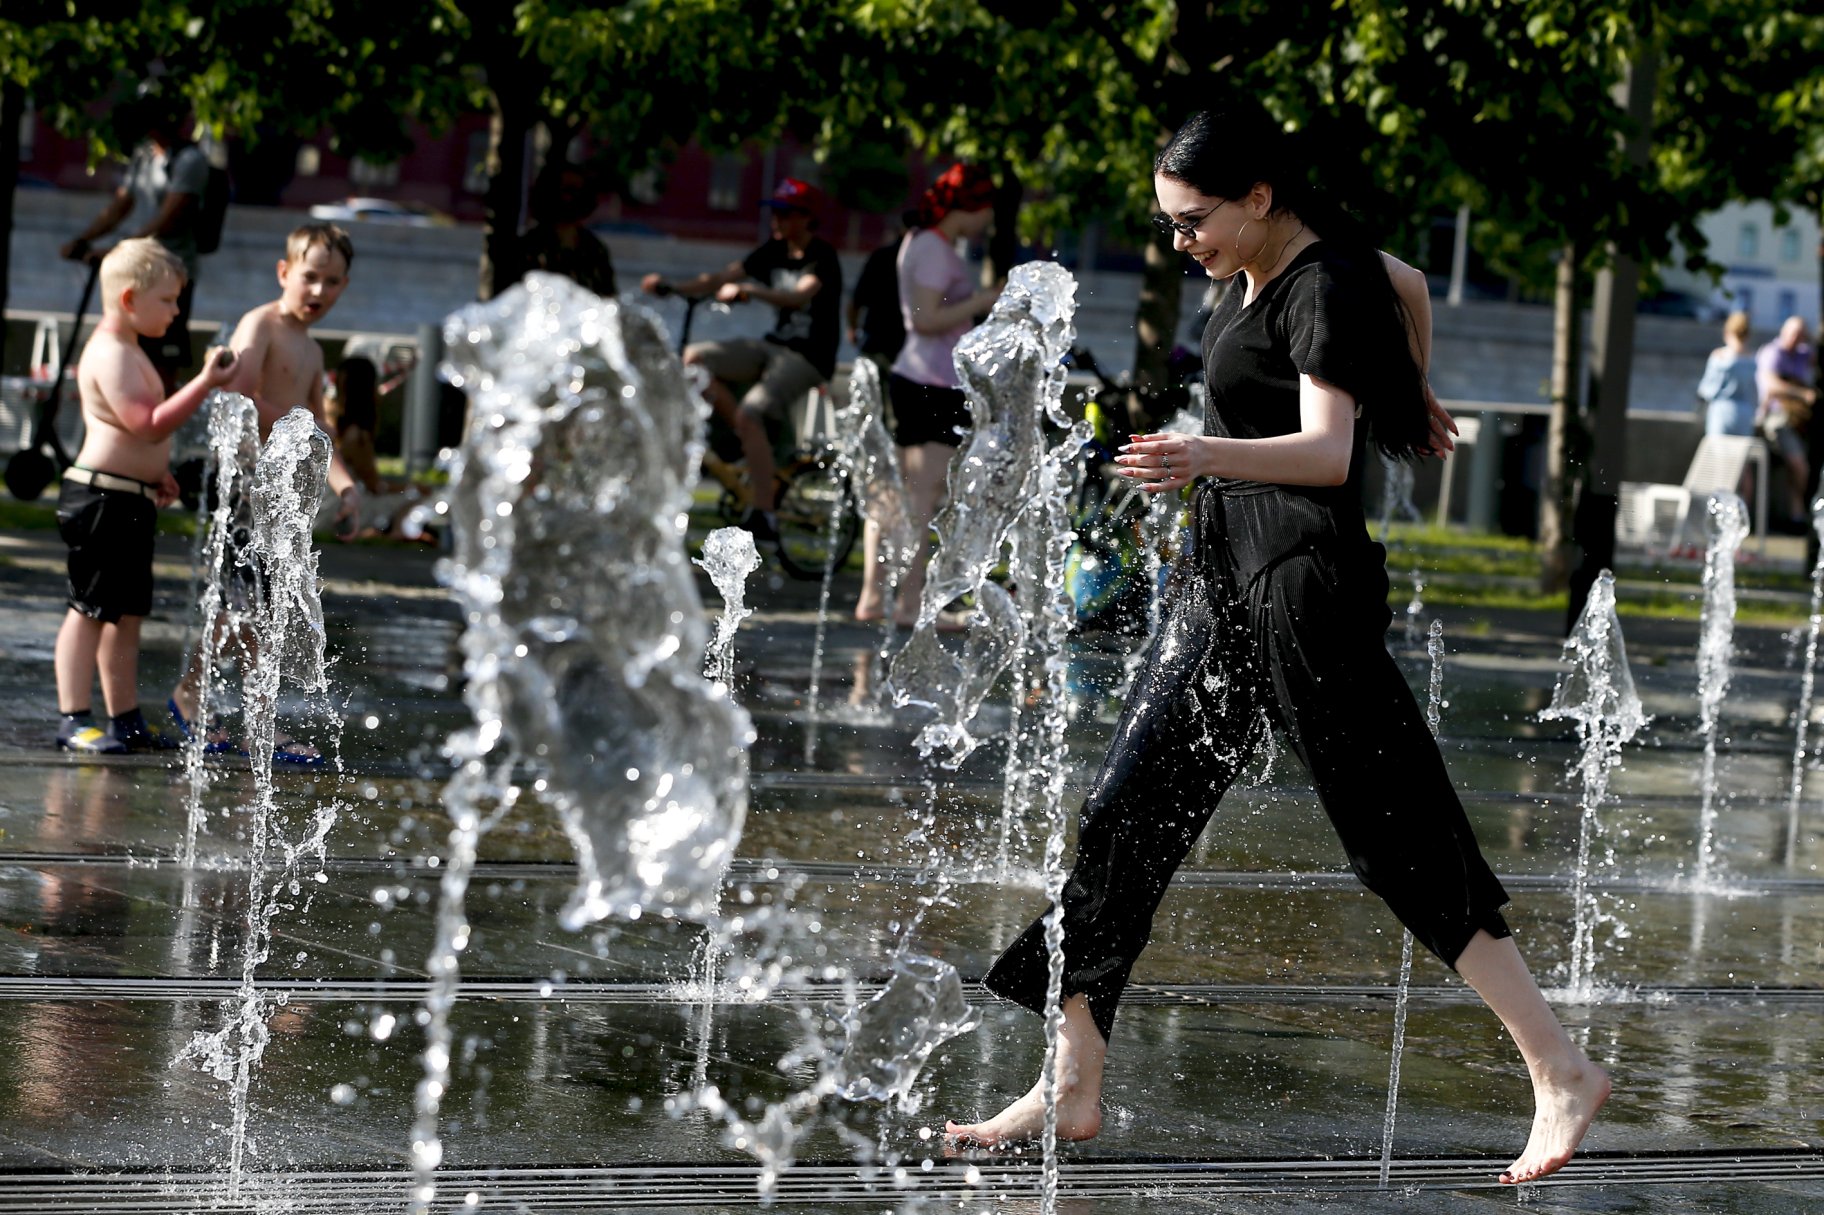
[57,475,159,623]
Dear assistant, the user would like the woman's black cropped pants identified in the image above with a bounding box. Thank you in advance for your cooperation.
[984,484,1512,1041]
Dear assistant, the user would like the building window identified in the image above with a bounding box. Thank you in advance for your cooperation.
[1778,289,1797,320]
[1738,223,1759,259]
[1733,285,1754,319]
[707,155,743,211]
[1780,228,1802,264]
[350,157,401,189]
[295,145,321,177]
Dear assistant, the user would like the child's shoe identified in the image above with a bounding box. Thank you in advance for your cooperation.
[56,711,126,755]
[106,707,181,753]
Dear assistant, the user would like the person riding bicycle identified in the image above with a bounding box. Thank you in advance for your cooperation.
[641,178,844,548]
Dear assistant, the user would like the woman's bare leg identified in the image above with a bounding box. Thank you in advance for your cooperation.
[1454,929,1611,1183]
[894,442,955,626]
[945,993,1106,1146]
[855,517,887,621]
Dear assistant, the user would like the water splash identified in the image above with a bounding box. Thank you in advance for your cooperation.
[1693,493,1748,887]
[1380,618,1445,1187]
[411,273,752,1211]
[173,407,338,1192]
[836,954,979,1108]
[826,358,913,717]
[1377,454,1421,541]
[888,262,1077,765]
[998,422,1090,874]
[1539,569,1647,995]
[696,526,762,687]
[1784,499,1824,869]
[180,392,262,867]
[1375,456,1426,648]
[1403,570,1426,648]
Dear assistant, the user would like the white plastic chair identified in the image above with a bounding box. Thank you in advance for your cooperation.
[1617,434,1767,555]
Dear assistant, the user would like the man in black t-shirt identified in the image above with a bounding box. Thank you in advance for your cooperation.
[63,94,212,394]
[847,211,913,369]
[641,178,844,542]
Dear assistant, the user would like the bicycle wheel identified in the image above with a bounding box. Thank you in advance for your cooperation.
[772,446,858,580]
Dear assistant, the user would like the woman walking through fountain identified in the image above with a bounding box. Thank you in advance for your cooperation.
[947,109,1610,1185]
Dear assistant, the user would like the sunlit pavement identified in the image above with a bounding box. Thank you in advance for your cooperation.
[0,519,1819,1212]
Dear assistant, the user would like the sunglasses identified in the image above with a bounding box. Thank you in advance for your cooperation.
[1151,200,1227,238]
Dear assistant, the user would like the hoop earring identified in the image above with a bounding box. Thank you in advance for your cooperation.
[1233,218,1269,264]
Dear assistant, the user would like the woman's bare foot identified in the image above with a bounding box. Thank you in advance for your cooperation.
[1501,1058,1611,1184]
[946,994,1106,1148]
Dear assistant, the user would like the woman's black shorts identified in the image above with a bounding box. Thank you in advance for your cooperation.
[888,373,971,448]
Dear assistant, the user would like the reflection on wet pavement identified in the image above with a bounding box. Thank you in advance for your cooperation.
[0,528,1819,1210]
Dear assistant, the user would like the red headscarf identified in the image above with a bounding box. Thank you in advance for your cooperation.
[915,163,995,229]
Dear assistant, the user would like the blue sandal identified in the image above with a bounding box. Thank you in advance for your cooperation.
[167,698,234,755]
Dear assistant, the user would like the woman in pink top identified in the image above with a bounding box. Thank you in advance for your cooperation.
[855,163,1003,625]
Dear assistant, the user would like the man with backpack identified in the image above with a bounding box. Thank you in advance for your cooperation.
[62,91,225,394]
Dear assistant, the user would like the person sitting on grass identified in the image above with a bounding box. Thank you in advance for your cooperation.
[55,238,236,754]
[166,222,362,764]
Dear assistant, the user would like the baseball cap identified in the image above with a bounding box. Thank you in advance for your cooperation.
[760,177,825,214]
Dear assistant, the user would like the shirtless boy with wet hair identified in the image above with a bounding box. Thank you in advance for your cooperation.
[166,222,360,762]
[54,237,236,753]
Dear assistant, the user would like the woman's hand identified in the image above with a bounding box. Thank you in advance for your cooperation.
[1422,383,1458,458]
[1117,433,1203,494]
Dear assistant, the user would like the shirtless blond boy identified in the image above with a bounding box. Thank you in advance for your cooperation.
[54,238,236,754]
[166,222,360,763]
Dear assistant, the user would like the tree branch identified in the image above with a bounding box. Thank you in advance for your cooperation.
[1064,1,1166,117]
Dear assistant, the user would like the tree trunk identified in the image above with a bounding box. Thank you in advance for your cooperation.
[1538,244,1581,594]
[1127,231,1184,431]
[987,162,1023,286]
[1566,40,1659,629]
[477,83,534,301]
[0,82,24,366]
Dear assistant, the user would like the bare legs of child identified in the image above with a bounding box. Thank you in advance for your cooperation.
[946,931,1609,1185]
[168,620,322,761]
[56,609,141,718]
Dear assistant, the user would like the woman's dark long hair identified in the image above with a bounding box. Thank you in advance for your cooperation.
[1155,108,1432,461]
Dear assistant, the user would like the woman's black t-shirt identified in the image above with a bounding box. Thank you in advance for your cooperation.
[1198,240,1397,583]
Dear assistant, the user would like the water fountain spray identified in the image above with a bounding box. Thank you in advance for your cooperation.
[173,407,338,1193]
[1377,455,1426,647]
[1783,499,1824,870]
[696,526,762,687]
[820,358,914,722]
[1539,569,1648,996]
[1379,617,1446,1187]
[180,392,262,867]
[411,274,751,1211]
[888,262,1078,767]
[1693,493,1748,887]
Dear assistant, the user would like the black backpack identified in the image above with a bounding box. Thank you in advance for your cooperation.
[176,142,231,255]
